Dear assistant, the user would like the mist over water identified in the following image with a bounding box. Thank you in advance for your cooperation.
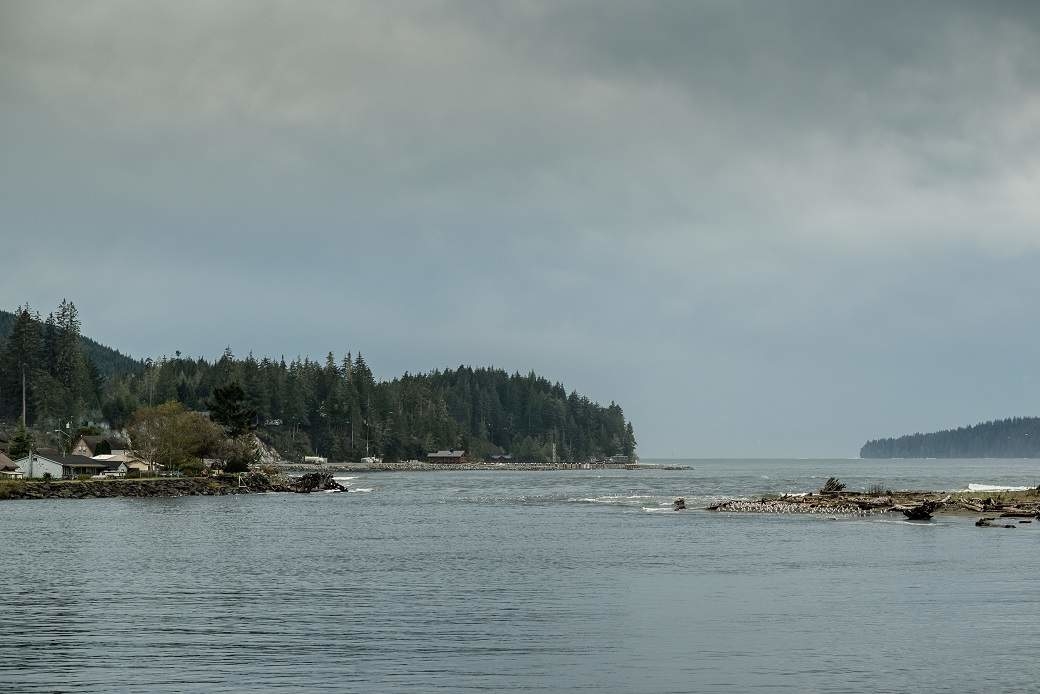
[2,459,1039,693]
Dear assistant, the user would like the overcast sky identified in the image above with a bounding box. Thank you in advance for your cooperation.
[2,1,1040,457]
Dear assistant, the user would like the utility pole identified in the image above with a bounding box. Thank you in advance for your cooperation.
[21,363,27,425]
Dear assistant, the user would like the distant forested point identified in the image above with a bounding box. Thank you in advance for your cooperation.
[0,303,636,463]
[860,417,1040,458]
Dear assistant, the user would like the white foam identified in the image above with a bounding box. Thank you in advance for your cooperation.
[571,495,656,504]
[349,488,373,493]
[966,483,1032,493]
[333,476,357,482]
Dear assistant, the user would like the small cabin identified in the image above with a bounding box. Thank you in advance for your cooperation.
[426,450,466,464]
[0,452,22,479]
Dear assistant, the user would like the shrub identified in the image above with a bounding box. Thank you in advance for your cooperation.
[821,477,846,493]
[219,436,261,473]
[178,458,205,477]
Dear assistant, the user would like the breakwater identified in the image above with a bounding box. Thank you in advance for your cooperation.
[0,472,344,501]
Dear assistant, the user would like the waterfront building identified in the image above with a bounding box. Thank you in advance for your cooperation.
[12,452,125,479]
[0,452,23,479]
[426,450,467,464]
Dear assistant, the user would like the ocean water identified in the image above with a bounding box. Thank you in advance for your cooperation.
[2,458,1040,693]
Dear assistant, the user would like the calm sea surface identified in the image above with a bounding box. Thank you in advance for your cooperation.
[3,458,1040,693]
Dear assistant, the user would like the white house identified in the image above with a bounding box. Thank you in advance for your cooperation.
[13,453,113,479]
[13,453,64,479]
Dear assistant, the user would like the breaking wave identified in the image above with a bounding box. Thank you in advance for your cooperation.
[570,494,659,505]
[966,483,1032,493]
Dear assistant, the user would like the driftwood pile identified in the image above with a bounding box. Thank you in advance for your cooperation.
[709,490,1040,525]
[292,471,347,494]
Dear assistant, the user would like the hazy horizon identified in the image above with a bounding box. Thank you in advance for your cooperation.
[4,1,1040,458]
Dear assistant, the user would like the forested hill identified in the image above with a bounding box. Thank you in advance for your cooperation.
[860,417,1040,458]
[1,303,636,463]
[128,356,637,463]
[0,308,141,378]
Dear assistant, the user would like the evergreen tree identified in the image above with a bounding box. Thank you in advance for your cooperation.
[8,418,35,459]
[208,382,256,437]
[53,299,87,423]
[0,305,43,421]
[623,422,637,457]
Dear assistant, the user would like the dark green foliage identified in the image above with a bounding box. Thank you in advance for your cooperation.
[2,302,637,463]
[117,358,636,462]
[0,307,140,378]
[208,382,256,437]
[821,477,846,493]
[0,303,142,427]
[8,419,34,459]
[862,417,1040,458]
[178,459,205,477]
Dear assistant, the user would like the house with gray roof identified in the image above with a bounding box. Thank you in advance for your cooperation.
[13,452,124,479]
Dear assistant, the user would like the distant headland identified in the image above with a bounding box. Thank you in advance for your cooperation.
[0,301,636,473]
[861,416,1040,458]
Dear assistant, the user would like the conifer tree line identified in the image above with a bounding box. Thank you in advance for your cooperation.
[0,302,102,428]
[1,303,637,462]
[861,417,1040,458]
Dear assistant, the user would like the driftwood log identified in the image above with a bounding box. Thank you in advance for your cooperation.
[902,500,940,521]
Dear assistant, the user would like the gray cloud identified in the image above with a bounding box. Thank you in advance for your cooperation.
[2,1,1040,456]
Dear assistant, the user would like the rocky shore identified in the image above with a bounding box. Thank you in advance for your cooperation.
[0,472,347,501]
[275,461,689,473]
[707,488,1040,523]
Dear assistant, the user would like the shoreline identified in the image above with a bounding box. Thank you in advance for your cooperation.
[0,464,688,501]
[274,461,691,473]
[0,472,344,501]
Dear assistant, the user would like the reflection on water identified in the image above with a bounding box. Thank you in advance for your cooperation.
[2,459,1039,692]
